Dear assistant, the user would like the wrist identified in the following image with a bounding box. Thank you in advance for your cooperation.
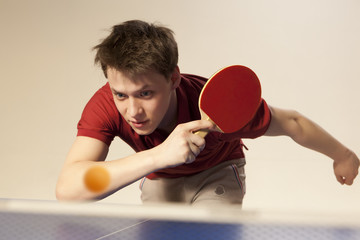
[147,147,163,171]
[332,145,352,163]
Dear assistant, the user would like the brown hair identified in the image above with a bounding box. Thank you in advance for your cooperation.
[93,20,178,79]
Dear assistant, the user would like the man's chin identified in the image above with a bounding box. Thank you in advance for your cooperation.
[132,127,155,136]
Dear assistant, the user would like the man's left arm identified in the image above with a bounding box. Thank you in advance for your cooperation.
[265,106,359,185]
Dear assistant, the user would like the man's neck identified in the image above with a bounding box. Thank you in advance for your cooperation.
[157,91,178,134]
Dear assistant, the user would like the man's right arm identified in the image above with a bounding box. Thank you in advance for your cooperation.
[55,120,215,201]
[55,136,158,201]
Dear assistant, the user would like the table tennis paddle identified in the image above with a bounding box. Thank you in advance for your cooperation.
[195,65,262,137]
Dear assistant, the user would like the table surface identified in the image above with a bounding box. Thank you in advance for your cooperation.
[1,199,360,240]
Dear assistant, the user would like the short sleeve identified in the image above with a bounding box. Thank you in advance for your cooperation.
[77,84,120,146]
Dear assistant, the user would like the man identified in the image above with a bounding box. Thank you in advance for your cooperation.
[56,20,359,205]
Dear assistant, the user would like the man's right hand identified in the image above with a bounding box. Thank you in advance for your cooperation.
[151,120,216,169]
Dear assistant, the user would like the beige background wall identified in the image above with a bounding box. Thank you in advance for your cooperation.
[1,0,359,212]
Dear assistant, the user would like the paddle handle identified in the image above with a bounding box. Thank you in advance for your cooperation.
[194,129,209,138]
[194,116,213,138]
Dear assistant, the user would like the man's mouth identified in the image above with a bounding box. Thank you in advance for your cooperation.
[130,120,148,129]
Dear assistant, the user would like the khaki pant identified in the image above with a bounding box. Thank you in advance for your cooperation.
[140,159,246,206]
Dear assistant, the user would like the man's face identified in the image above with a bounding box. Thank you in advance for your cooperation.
[107,68,178,135]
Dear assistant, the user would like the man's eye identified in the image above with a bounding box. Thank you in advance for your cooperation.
[115,93,126,99]
[140,91,152,98]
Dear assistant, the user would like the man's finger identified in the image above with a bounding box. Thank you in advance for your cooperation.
[344,176,354,185]
[336,175,345,185]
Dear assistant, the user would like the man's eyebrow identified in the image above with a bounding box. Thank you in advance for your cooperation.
[110,87,121,94]
[110,84,152,94]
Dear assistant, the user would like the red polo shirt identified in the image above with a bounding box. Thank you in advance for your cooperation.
[77,74,271,178]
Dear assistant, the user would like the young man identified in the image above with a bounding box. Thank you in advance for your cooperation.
[56,20,359,205]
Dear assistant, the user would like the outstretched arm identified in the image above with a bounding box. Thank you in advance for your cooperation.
[265,106,359,185]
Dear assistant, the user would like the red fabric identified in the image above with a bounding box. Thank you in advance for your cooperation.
[77,74,271,178]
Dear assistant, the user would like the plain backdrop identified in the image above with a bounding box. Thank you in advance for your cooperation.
[1,0,359,212]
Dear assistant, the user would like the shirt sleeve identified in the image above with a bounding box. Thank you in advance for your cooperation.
[77,84,120,146]
[219,99,272,140]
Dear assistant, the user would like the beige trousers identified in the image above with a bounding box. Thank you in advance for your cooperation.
[140,159,246,206]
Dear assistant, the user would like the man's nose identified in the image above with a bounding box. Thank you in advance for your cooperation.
[128,98,143,117]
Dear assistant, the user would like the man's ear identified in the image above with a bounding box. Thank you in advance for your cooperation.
[170,66,181,90]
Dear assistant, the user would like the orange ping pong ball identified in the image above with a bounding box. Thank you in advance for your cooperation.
[84,166,110,193]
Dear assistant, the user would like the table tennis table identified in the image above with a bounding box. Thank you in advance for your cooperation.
[1,199,360,240]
